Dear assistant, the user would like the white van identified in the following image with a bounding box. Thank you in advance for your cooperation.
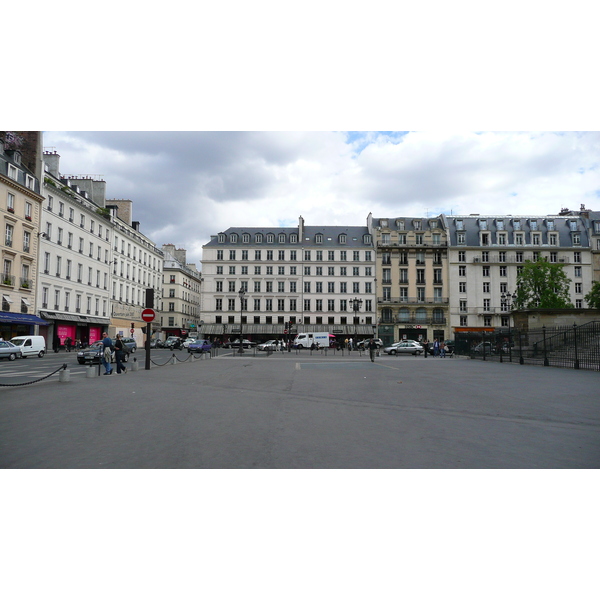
[10,335,46,358]
[293,332,332,349]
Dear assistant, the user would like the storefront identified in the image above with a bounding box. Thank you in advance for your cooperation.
[40,311,110,349]
[0,311,49,340]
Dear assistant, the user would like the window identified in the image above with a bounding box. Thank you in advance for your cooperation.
[304,281,311,293]
[530,220,538,230]
[340,267,346,276]
[23,231,31,253]
[328,251,335,261]
[215,299,223,311]
[549,234,558,246]
[328,299,335,311]
[574,252,581,263]
[459,265,466,277]
[242,250,248,260]
[550,252,557,263]
[575,283,582,294]
[399,268,408,283]
[482,266,490,277]
[242,233,250,243]
[266,281,273,292]
[316,251,323,261]
[315,234,323,244]
[353,251,360,261]
[499,266,507,277]
[5,223,14,247]
[266,234,274,243]
[458,251,466,262]
[340,282,347,293]
[532,234,541,245]
[229,281,237,292]
[229,250,236,260]
[460,300,467,313]
[457,233,466,245]
[459,282,466,293]
[498,233,507,245]
[576,299,583,309]
[340,251,347,261]
[515,233,524,245]
[229,266,236,274]
[255,233,263,243]
[216,281,223,292]
[304,266,311,276]
[278,281,285,293]
[573,233,581,245]
[574,266,582,277]
[228,299,236,311]
[266,299,273,311]
[267,251,273,260]
[25,202,32,221]
[6,192,14,212]
[483,282,490,293]
[290,234,297,243]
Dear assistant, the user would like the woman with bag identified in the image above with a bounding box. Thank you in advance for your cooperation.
[101,332,114,375]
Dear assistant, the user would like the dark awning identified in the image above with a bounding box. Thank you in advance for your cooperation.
[40,311,110,326]
[0,311,49,325]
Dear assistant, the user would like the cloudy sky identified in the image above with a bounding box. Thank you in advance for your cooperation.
[42,131,600,267]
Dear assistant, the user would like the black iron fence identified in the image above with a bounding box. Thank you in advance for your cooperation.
[455,321,600,371]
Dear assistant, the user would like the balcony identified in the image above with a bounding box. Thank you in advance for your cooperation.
[378,296,449,304]
[2,274,15,286]
[20,278,32,289]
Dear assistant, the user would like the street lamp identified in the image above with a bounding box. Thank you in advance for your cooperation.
[238,285,246,354]
[348,297,363,342]
[501,291,514,362]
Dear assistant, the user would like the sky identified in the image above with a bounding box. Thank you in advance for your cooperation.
[42,130,600,267]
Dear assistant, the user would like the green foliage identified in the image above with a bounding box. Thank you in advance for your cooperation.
[512,257,573,310]
[584,281,600,309]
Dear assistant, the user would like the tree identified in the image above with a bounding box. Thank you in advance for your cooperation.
[512,257,573,310]
[584,281,600,309]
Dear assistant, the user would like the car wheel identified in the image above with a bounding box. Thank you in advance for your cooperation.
[297,344,304,349]
[9,353,17,361]
[389,350,396,355]
[38,350,45,358]
[130,347,135,353]
[123,354,129,363]
[78,360,86,364]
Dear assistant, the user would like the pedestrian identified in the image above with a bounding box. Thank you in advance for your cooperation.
[53,334,60,353]
[65,337,72,352]
[101,332,114,375]
[114,334,127,374]
[433,338,440,357]
[422,338,428,358]
[440,341,446,358]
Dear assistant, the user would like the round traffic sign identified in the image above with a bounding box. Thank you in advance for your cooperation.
[141,308,156,322]
[130,328,135,334]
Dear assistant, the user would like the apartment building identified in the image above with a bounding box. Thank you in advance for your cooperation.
[161,244,202,339]
[367,214,450,346]
[38,152,164,348]
[0,132,46,340]
[201,216,376,341]
[445,213,594,334]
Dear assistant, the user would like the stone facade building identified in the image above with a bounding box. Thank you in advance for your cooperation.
[160,244,202,339]
[367,214,450,346]
[201,216,377,342]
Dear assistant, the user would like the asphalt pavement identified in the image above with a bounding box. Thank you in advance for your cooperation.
[1,350,599,468]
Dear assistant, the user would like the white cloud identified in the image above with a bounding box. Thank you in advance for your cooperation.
[42,131,600,265]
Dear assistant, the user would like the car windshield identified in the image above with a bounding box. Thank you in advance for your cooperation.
[10,339,25,346]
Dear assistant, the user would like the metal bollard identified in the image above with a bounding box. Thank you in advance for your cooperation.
[171,354,177,365]
[131,357,139,371]
[86,365,96,378]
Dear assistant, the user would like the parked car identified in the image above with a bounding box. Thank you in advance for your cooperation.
[164,336,182,349]
[356,338,383,350]
[112,337,137,352]
[223,339,256,348]
[257,340,279,351]
[383,341,423,355]
[187,339,212,354]
[77,341,129,365]
[473,342,495,354]
[0,340,22,361]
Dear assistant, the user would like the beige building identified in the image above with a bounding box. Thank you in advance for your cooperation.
[160,244,202,340]
[0,132,46,339]
[367,214,450,347]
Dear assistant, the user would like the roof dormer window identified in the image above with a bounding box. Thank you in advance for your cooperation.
[266,234,275,243]
[479,219,488,230]
[218,233,226,243]
[455,219,464,230]
[230,233,238,243]
[315,234,323,244]
[290,233,298,243]
[413,220,421,230]
[396,220,404,229]
[339,234,347,244]
[242,233,250,243]
[278,233,286,243]
[380,219,388,228]
[255,233,263,243]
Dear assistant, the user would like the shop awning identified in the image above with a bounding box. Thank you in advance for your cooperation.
[0,311,49,325]
[40,311,111,326]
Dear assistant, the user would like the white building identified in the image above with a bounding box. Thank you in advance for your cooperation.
[444,213,594,334]
[201,216,377,342]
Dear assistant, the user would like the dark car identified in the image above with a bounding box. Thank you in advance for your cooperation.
[77,341,129,365]
[223,339,256,349]
[187,339,212,354]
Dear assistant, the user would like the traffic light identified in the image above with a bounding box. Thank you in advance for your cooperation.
[131,323,135,330]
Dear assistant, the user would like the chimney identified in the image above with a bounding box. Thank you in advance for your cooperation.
[109,199,133,226]
[44,151,61,178]
[299,215,304,240]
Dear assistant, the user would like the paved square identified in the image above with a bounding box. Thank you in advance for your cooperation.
[1,353,598,468]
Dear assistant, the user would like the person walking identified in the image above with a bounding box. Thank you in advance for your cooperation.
[422,338,429,358]
[114,334,127,374]
[101,332,114,375]
[433,338,440,357]
[368,338,377,362]
[440,341,446,358]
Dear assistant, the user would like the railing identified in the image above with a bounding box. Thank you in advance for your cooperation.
[455,322,600,371]
[1,274,16,286]
[378,297,449,304]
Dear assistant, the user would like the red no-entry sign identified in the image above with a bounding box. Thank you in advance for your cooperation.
[141,308,156,322]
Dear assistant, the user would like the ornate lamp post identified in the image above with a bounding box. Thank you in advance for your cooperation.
[501,291,513,362]
[348,297,363,342]
[238,286,246,354]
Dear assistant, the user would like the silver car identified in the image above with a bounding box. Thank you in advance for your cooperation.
[0,341,22,361]
[383,341,423,355]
